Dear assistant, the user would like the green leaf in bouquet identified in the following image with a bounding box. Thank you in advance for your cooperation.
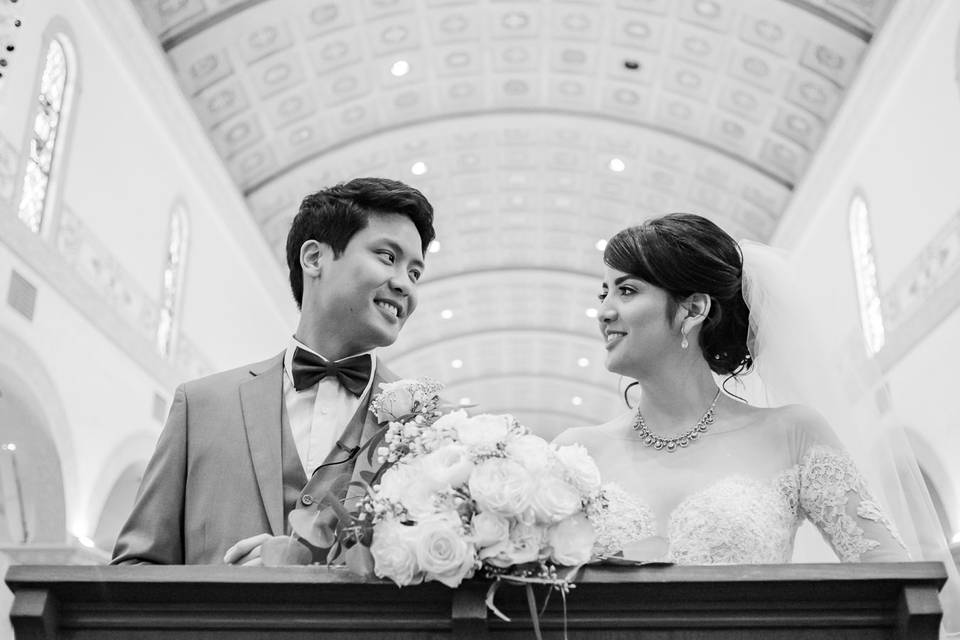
[362,429,387,465]
[317,473,351,509]
[288,508,337,548]
[343,541,376,579]
[321,490,354,523]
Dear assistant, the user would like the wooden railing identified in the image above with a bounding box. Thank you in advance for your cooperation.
[5,562,947,639]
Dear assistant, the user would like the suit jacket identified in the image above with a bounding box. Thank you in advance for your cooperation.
[111,352,396,564]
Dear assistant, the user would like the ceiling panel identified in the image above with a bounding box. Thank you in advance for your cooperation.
[132,0,894,428]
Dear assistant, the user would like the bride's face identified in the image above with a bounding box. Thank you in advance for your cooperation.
[597,266,677,377]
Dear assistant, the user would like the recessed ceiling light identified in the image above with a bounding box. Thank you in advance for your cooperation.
[608,158,626,172]
[1,443,16,451]
[577,357,590,367]
[571,396,583,406]
[440,309,453,319]
[695,0,720,17]
[585,308,598,319]
[411,161,428,175]
[451,359,463,369]
[391,60,410,77]
[459,397,471,405]
[428,239,440,253]
[595,239,607,251]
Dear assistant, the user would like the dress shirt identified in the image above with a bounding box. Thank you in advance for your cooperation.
[282,337,376,477]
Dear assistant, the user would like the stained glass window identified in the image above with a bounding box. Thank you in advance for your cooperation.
[849,194,885,355]
[156,205,188,359]
[17,38,69,233]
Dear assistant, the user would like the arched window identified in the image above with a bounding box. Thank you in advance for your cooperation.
[849,194,885,355]
[156,204,188,359]
[17,36,72,234]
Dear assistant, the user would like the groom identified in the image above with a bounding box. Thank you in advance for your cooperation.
[112,177,435,565]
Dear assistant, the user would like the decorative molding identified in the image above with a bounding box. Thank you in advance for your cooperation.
[1,200,203,393]
[877,210,960,371]
[57,206,160,341]
[57,206,212,379]
[0,133,17,205]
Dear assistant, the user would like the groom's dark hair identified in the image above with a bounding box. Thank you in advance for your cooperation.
[286,177,436,309]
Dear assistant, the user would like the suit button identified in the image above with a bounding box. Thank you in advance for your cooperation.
[301,494,314,506]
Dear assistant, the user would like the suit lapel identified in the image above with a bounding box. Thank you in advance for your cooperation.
[347,362,398,501]
[239,353,285,536]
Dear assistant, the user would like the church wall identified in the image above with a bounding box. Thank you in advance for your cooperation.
[776,0,960,541]
[0,0,296,553]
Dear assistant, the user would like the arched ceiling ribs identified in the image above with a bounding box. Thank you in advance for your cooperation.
[384,327,601,363]
[243,109,795,197]
[780,0,872,41]
[157,0,874,55]
[418,267,602,290]
[440,373,619,400]
[161,0,266,51]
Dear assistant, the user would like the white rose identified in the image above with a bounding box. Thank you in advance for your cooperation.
[455,414,511,450]
[530,475,582,524]
[373,380,419,422]
[547,513,596,566]
[377,462,436,520]
[371,519,423,586]
[432,409,470,429]
[415,515,476,587]
[376,463,415,501]
[470,511,510,548]
[554,443,602,495]
[468,458,536,518]
[420,444,474,490]
[505,434,554,474]
[430,409,471,439]
[479,523,544,568]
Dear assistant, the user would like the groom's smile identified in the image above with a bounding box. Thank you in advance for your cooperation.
[374,297,404,321]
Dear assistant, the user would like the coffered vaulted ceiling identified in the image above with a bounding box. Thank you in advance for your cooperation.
[133,0,892,437]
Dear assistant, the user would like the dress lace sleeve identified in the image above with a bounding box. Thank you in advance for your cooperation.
[798,444,908,562]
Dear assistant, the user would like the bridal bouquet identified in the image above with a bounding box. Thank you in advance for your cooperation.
[355,378,634,588]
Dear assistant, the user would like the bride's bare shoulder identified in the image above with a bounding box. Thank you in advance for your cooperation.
[728,401,832,438]
[552,411,633,447]
[742,402,827,427]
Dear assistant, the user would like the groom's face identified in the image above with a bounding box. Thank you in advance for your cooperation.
[310,213,425,354]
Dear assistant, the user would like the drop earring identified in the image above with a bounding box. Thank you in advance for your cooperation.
[680,333,689,349]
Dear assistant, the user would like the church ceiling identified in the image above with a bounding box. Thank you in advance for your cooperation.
[132,0,892,435]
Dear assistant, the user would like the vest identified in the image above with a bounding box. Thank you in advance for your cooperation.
[280,390,377,562]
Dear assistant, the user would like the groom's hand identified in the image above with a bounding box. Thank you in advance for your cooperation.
[224,533,272,566]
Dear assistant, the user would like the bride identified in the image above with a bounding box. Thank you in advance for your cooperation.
[554,213,922,565]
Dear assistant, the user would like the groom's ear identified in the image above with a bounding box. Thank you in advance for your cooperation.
[300,240,329,279]
[677,293,712,329]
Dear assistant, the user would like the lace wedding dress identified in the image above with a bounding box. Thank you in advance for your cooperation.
[556,404,908,564]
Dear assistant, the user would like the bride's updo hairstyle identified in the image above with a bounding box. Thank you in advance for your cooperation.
[604,213,752,376]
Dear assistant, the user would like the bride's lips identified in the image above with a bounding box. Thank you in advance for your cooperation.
[603,330,627,350]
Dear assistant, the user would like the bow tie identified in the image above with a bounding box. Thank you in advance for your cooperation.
[291,348,372,398]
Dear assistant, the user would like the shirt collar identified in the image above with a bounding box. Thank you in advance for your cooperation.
[283,336,377,390]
